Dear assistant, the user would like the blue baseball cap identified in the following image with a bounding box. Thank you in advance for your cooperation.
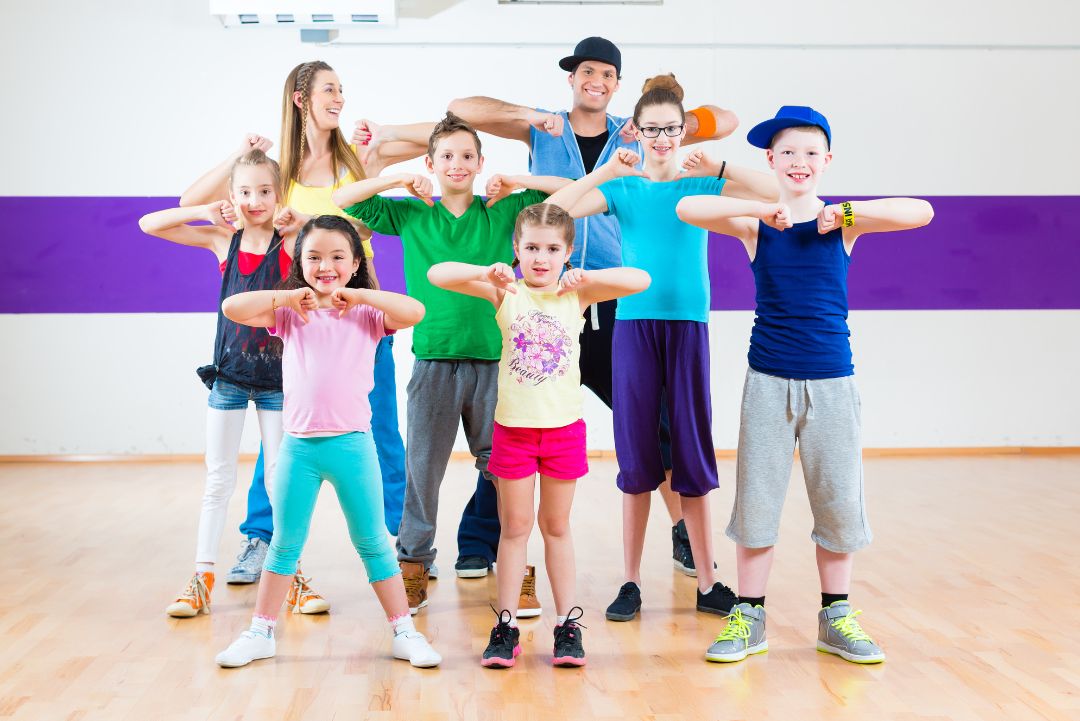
[747,106,832,149]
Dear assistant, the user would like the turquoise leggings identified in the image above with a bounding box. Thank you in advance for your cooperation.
[265,432,400,583]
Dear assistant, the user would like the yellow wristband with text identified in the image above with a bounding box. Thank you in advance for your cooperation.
[687,107,717,139]
[841,202,855,227]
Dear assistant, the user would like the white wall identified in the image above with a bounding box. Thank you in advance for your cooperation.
[3,0,1079,454]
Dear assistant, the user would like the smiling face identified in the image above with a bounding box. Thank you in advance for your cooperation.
[229,164,279,227]
[297,69,344,132]
[425,130,483,193]
[515,225,571,290]
[299,227,360,297]
[635,102,685,165]
[767,126,832,198]
[568,60,619,113]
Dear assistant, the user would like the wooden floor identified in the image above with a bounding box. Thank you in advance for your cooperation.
[1,455,1078,721]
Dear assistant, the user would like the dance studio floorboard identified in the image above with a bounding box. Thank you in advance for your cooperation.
[0,455,1077,721]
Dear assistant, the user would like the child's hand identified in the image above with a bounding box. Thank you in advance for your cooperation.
[239,133,273,155]
[485,263,518,294]
[604,148,647,179]
[283,288,317,323]
[759,203,792,231]
[205,200,235,229]
[399,174,434,207]
[817,204,846,234]
[681,149,721,178]
[619,119,637,144]
[527,110,564,138]
[330,287,362,318]
[273,206,304,236]
[557,267,587,296]
[485,174,520,208]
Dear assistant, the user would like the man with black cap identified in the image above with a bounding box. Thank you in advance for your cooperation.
[449,37,738,581]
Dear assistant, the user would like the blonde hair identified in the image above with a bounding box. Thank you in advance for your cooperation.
[228,149,282,230]
[633,73,686,126]
[279,61,365,187]
[512,203,575,269]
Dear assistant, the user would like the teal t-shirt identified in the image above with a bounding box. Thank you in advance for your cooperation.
[346,190,547,360]
[598,176,725,322]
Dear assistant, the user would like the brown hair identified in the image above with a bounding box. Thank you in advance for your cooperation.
[511,203,575,270]
[427,111,482,159]
[632,73,685,127]
[281,215,373,292]
[769,125,831,150]
[279,61,365,187]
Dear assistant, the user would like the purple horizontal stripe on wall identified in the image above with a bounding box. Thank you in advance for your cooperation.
[3,195,1078,313]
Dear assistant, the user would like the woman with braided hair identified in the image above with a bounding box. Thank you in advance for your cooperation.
[180,60,433,614]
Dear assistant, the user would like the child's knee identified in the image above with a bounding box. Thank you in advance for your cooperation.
[537,513,570,539]
[500,512,534,541]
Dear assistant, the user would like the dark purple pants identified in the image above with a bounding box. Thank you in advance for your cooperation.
[612,319,719,497]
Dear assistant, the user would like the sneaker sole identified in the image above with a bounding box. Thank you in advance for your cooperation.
[481,644,521,668]
[217,650,275,668]
[605,608,640,622]
[409,599,429,616]
[455,568,490,578]
[166,604,208,618]
[816,641,885,664]
[553,656,586,667]
[517,607,542,619]
[705,640,768,663]
[673,559,698,577]
[226,574,259,585]
[696,603,733,616]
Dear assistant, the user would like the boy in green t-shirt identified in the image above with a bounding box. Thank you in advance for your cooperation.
[334,113,569,615]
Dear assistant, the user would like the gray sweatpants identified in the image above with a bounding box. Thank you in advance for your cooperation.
[396,359,499,566]
[726,368,873,553]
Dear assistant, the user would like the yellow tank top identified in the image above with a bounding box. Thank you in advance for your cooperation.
[285,162,374,259]
[494,280,585,428]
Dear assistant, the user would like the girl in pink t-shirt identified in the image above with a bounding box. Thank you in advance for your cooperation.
[214,215,440,669]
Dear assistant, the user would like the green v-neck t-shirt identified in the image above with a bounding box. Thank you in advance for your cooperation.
[346,190,547,360]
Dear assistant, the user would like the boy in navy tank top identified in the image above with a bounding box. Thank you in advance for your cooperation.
[676,107,934,665]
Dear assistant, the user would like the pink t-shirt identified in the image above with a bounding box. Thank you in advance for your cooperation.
[271,304,391,435]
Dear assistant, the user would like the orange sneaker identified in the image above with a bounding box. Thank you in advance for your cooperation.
[286,568,331,615]
[518,565,542,618]
[166,571,214,618]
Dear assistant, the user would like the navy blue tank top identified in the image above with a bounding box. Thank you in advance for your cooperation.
[211,230,284,390]
[748,219,854,379]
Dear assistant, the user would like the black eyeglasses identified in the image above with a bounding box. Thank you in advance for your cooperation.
[638,124,684,138]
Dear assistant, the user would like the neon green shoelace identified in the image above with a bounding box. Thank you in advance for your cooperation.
[831,609,874,643]
[714,608,753,643]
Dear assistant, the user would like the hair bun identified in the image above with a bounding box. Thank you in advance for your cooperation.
[641,73,684,102]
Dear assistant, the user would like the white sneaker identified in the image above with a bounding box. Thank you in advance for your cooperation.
[391,630,442,668]
[216,630,276,668]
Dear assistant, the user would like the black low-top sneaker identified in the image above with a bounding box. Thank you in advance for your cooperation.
[696,581,737,615]
[481,609,521,668]
[454,555,492,578]
[605,581,642,621]
[553,607,587,667]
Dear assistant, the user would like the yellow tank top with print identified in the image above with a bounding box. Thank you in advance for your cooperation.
[284,153,374,259]
[494,280,585,428]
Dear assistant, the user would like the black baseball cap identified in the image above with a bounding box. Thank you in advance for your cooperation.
[559,36,622,77]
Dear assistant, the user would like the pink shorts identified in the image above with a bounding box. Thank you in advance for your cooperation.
[488,419,589,481]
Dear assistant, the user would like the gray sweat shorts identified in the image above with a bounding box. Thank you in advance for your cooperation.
[725,368,872,553]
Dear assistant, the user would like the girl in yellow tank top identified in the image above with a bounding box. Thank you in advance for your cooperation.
[428,203,649,669]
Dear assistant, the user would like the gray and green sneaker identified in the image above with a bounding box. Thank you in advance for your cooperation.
[226,537,268,584]
[816,601,885,664]
[705,603,768,663]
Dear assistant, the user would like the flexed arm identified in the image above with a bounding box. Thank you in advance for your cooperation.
[448,96,565,145]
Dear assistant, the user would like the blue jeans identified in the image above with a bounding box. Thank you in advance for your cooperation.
[208,378,283,411]
[239,336,408,541]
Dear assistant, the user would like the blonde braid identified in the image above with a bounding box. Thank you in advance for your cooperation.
[295,63,316,184]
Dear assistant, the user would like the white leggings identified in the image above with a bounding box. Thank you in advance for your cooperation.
[195,408,283,565]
